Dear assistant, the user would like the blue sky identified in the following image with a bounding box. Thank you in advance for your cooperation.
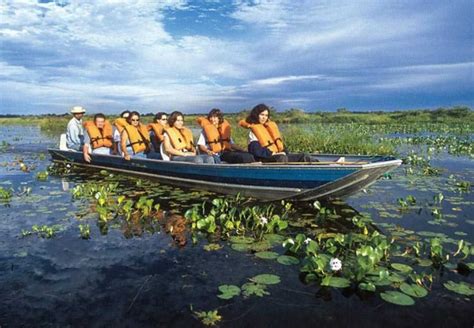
[0,0,473,114]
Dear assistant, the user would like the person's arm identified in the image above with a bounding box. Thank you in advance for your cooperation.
[121,130,131,160]
[197,132,214,155]
[164,133,192,157]
[82,132,92,162]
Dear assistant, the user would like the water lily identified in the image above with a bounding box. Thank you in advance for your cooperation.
[304,238,312,244]
[260,216,268,225]
[283,238,295,247]
[329,258,342,271]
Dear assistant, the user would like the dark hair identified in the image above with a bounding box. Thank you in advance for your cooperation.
[247,104,270,124]
[153,112,167,123]
[207,108,224,124]
[120,110,130,118]
[168,111,184,127]
[126,111,140,124]
[94,113,106,121]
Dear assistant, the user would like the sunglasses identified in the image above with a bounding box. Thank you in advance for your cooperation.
[131,118,140,122]
[160,118,167,121]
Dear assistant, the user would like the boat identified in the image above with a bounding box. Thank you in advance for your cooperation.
[48,146,402,201]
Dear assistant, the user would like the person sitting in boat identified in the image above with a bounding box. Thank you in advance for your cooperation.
[240,104,310,163]
[120,111,151,160]
[112,110,130,155]
[146,112,168,160]
[197,108,255,164]
[66,105,86,151]
[83,113,116,163]
[163,111,215,164]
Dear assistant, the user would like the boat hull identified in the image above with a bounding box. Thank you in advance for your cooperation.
[48,149,401,201]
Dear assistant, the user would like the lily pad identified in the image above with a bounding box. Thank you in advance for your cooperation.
[241,282,269,297]
[399,283,428,298]
[321,276,351,288]
[391,263,413,273]
[231,243,251,252]
[250,241,271,252]
[217,285,241,300]
[380,291,415,306]
[229,236,254,244]
[203,243,222,251]
[443,281,474,296]
[277,255,299,266]
[250,274,281,285]
[263,233,285,245]
[255,251,279,260]
[417,258,432,267]
[358,282,376,292]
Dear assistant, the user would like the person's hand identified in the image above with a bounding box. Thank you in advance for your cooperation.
[124,154,131,160]
[84,153,91,163]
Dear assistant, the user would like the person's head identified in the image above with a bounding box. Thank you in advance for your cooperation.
[120,110,130,119]
[168,111,184,129]
[248,104,270,124]
[207,108,223,126]
[153,112,168,125]
[94,113,106,129]
[70,105,86,120]
[127,111,141,126]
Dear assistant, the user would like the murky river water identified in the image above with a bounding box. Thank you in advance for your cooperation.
[0,125,472,327]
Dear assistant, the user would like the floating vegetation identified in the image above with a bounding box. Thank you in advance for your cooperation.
[36,170,49,181]
[21,224,61,239]
[193,309,222,326]
[0,186,13,201]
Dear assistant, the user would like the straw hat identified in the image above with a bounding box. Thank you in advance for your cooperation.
[70,106,86,114]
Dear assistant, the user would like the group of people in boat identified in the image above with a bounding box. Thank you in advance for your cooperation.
[65,104,315,164]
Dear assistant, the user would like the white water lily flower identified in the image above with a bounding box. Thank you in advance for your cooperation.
[329,258,342,271]
[260,216,268,225]
[304,238,312,245]
[66,164,71,168]
[283,238,295,247]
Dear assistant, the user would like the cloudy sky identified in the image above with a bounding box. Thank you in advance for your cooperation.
[0,0,473,114]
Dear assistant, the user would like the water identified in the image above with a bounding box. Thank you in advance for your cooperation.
[0,125,472,327]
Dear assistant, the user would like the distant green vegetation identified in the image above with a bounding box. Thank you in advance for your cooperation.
[1,106,472,156]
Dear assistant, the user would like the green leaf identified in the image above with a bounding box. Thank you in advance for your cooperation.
[380,291,415,306]
[443,281,474,296]
[255,251,279,260]
[399,283,428,298]
[203,243,222,252]
[321,276,351,288]
[217,285,241,300]
[391,263,413,273]
[277,255,300,265]
[358,282,376,292]
[229,236,254,244]
[250,241,271,252]
[417,258,432,267]
[250,274,281,285]
[231,243,251,252]
[263,233,285,245]
[241,282,269,297]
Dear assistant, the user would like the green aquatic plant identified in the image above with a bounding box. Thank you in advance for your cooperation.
[0,186,13,201]
[443,281,474,296]
[185,197,291,239]
[36,171,49,181]
[21,225,60,239]
[79,224,91,239]
[193,309,222,326]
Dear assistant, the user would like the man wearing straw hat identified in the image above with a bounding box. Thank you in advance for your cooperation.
[66,105,86,151]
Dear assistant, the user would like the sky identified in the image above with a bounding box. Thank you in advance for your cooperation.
[0,0,473,115]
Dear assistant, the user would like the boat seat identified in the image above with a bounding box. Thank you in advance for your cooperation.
[59,133,71,151]
[160,143,170,161]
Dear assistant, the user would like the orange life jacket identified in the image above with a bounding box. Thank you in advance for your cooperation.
[114,117,129,134]
[83,120,113,149]
[239,119,284,153]
[196,117,232,153]
[165,126,194,152]
[147,123,167,143]
[123,123,150,154]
